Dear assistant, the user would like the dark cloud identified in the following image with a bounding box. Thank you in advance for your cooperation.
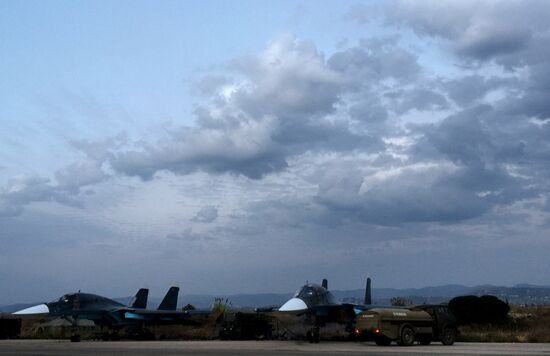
[230,38,344,119]
[328,40,420,85]
[456,26,531,60]
[417,102,546,179]
[408,101,545,213]
[358,168,492,224]
[313,161,493,225]
[497,35,550,121]
[0,176,79,217]
[192,206,218,223]
[418,105,495,166]
[70,134,126,161]
[0,157,109,217]
[110,119,287,180]
[109,36,389,180]
[385,87,448,114]
[55,160,107,194]
[443,75,513,107]
[349,98,387,121]
[313,81,548,225]
[381,0,550,61]
[102,17,550,230]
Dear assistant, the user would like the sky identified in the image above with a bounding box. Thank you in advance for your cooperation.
[1,0,550,304]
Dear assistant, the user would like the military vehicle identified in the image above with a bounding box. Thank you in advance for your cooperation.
[354,305,457,346]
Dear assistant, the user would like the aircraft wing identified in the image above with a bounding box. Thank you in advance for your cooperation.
[113,307,209,326]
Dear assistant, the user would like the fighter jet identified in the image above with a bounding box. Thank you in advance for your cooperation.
[276,277,373,342]
[13,286,207,341]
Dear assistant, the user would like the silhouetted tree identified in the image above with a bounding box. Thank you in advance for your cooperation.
[449,295,509,324]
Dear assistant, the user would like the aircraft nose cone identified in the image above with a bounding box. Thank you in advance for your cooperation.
[13,303,50,315]
[279,297,308,311]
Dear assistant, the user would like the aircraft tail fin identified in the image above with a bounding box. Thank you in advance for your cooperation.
[158,286,179,310]
[322,278,328,290]
[364,277,372,305]
[129,288,149,309]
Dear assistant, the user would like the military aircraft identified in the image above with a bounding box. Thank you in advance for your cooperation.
[275,277,373,342]
[13,286,207,341]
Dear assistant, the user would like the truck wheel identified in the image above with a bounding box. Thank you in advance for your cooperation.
[313,329,320,343]
[440,327,456,346]
[306,330,315,343]
[374,335,392,346]
[398,326,415,346]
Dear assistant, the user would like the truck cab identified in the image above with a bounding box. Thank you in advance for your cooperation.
[411,305,457,345]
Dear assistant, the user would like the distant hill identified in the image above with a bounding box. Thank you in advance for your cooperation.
[3,284,550,312]
[332,284,474,299]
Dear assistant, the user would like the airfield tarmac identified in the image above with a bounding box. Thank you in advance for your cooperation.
[1,340,550,356]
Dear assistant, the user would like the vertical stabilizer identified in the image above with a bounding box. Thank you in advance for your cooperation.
[322,278,328,290]
[158,286,179,310]
[129,288,149,309]
[364,277,372,305]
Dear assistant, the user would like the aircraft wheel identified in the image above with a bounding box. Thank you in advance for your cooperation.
[398,326,415,346]
[306,330,313,343]
[36,327,44,337]
[440,327,456,346]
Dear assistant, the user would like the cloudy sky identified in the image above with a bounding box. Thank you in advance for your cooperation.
[2,0,550,304]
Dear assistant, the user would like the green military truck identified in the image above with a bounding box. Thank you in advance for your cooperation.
[354,305,457,346]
